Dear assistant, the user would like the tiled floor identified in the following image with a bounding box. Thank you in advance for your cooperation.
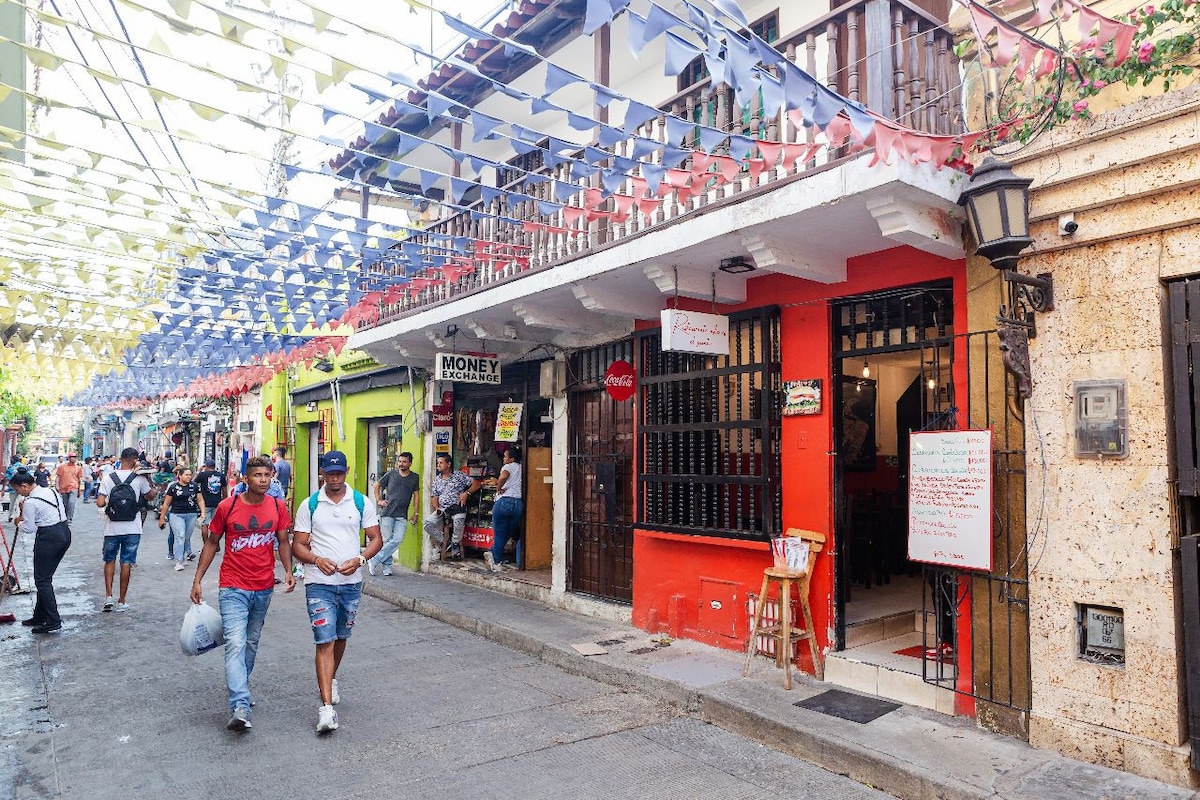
[826,631,957,714]
[844,572,925,625]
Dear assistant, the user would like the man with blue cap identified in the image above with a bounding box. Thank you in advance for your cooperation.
[291,450,382,734]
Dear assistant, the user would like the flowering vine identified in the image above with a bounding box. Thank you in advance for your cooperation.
[984,0,1199,146]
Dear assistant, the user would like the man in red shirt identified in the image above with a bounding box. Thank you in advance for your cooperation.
[54,453,83,523]
[190,456,294,732]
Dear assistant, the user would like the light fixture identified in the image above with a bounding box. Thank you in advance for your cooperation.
[305,401,317,412]
[927,377,936,391]
[719,256,756,274]
[313,359,334,373]
[861,361,870,379]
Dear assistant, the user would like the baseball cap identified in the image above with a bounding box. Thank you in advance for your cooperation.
[319,450,348,473]
[204,458,216,468]
[67,452,77,458]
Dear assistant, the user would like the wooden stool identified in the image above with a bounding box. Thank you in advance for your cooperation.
[743,530,825,689]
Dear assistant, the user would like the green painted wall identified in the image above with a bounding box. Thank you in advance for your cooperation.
[264,355,427,570]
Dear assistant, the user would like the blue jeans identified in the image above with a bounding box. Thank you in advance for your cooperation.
[169,513,198,561]
[372,516,407,571]
[491,496,524,565]
[219,587,273,713]
[102,534,140,564]
[305,582,361,644]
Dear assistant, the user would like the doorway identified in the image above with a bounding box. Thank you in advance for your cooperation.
[832,283,956,658]
[366,417,404,496]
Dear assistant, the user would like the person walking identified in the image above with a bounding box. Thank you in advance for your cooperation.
[33,461,50,488]
[54,453,83,523]
[271,447,291,498]
[81,458,95,503]
[10,467,71,634]
[291,450,381,734]
[422,454,480,560]
[5,454,24,521]
[190,455,294,732]
[158,467,203,571]
[369,451,419,577]
[195,458,227,534]
[96,447,155,613]
[485,446,524,572]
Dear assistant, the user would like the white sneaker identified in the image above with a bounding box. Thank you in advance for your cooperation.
[102,596,114,612]
[483,551,499,572]
[316,704,338,733]
[173,562,185,572]
[331,678,340,705]
[115,602,131,613]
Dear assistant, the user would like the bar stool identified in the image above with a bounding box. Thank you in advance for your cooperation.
[743,529,825,689]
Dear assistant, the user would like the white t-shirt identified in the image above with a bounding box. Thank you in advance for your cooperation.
[293,487,380,586]
[98,468,151,537]
[496,463,522,500]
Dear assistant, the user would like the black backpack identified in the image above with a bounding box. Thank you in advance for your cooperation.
[105,472,140,522]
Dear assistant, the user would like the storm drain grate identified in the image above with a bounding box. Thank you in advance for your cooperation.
[595,639,627,647]
[794,689,900,724]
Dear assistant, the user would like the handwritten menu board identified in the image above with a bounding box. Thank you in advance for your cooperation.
[908,430,993,571]
[494,403,523,442]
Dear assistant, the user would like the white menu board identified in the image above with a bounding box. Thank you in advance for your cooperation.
[908,429,993,571]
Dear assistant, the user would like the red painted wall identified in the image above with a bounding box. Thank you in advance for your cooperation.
[632,245,967,675]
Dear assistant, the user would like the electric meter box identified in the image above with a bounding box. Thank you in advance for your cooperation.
[1074,379,1128,459]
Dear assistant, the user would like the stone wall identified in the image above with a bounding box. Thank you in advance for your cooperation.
[1011,85,1200,787]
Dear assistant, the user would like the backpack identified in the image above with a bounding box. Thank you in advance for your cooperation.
[307,489,365,527]
[105,472,141,522]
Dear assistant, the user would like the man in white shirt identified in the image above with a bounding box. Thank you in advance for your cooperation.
[11,468,71,633]
[291,450,381,734]
[96,447,155,613]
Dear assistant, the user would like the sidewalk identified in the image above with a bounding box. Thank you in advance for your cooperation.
[364,569,1197,800]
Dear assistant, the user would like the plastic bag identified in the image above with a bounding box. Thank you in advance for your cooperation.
[180,602,223,656]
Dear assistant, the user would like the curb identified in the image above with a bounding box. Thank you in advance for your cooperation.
[362,581,990,800]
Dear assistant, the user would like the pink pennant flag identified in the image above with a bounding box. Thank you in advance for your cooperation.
[585,187,604,209]
[636,196,662,216]
[1034,51,1058,79]
[613,193,637,215]
[691,152,713,174]
[713,155,742,183]
[969,5,998,46]
[1015,38,1041,79]
[630,176,648,197]
[1076,3,1101,38]
[562,206,587,224]
[664,168,693,188]
[521,221,541,233]
[757,140,784,165]
[868,122,904,167]
[994,24,1022,67]
[1111,23,1135,64]
[780,143,813,171]
[822,115,852,147]
[746,158,768,180]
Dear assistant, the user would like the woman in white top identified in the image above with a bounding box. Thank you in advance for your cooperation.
[11,467,71,633]
[485,446,523,572]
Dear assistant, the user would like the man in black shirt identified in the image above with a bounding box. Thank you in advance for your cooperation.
[195,459,227,540]
[369,452,419,576]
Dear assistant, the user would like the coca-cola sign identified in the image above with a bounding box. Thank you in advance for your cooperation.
[604,360,636,401]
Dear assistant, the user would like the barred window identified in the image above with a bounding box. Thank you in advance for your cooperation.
[636,307,782,539]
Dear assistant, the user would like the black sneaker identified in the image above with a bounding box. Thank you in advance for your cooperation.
[21,618,45,627]
[226,707,252,731]
[31,622,62,634]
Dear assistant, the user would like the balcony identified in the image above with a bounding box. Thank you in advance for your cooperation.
[350,0,964,361]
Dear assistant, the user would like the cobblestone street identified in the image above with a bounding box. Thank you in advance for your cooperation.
[0,507,893,800]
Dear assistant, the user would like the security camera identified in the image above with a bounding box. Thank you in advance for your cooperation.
[1059,215,1078,236]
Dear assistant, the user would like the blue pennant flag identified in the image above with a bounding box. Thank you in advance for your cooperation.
[623,101,658,132]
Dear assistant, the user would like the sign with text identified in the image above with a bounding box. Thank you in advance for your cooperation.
[660,309,730,355]
[908,429,993,571]
[435,352,501,384]
[432,390,453,455]
[604,359,636,401]
[495,403,523,442]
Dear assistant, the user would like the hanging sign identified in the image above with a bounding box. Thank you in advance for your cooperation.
[432,390,453,455]
[661,309,729,355]
[495,403,523,442]
[605,360,636,401]
[907,430,993,571]
[434,352,501,384]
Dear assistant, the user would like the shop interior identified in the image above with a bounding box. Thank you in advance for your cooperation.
[450,364,554,584]
[836,345,954,663]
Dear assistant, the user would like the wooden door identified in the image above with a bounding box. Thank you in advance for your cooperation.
[523,447,553,569]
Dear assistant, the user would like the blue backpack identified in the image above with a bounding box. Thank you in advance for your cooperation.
[306,489,366,527]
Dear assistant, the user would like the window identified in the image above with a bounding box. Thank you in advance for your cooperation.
[636,307,782,539]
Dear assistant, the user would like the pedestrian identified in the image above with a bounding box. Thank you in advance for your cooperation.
[271,447,291,498]
[422,454,481,560]
[158,467,203,571]
[190,455,294,731]
[11,467,71,634]
[370,451,419,577]
[5,454,23,520]
[485,446,524,572]
[96,447,156,613]
[54,453,83,523]
[291,450,381,734]
[195,458,227,533]
[81,458,95,503]
[33,461,50,488]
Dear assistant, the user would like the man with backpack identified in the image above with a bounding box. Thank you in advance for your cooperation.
[291,450,381,734]
[96,447,156,613]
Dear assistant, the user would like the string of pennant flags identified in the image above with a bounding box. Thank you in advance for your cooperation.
[0,0,1134,406]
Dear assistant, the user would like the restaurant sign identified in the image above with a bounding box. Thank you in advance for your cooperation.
[661,309,730,355]
[434,352,501,384]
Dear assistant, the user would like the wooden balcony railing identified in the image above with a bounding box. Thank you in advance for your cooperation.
[368,0,962,325]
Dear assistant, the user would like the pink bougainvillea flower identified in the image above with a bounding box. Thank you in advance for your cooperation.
[1092,79,1106,89]
[1144,5,1155,14]
[1138,40,1156,63]
[1073,100,1089,113]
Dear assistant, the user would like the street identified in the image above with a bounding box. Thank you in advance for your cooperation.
[1,506,894,800]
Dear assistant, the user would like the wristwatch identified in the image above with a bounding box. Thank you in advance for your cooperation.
[358,554,366,567]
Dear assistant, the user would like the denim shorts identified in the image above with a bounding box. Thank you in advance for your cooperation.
[305,582,362,645]
[102,534,140,564]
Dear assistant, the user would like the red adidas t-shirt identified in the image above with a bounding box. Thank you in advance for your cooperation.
[211,494,292,591]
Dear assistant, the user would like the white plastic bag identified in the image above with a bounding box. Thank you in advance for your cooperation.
[180,602,223,656]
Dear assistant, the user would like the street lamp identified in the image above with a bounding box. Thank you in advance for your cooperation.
[958,157,1053,335]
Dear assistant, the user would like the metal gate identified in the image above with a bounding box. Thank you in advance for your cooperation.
[568,340,635,602]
